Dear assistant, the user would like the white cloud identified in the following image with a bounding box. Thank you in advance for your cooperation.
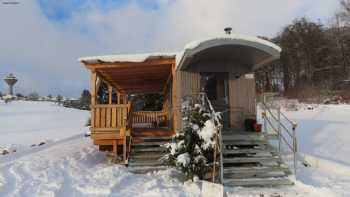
[0,0,340,96]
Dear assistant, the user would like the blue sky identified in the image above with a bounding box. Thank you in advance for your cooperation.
[0,0,341,97]
[38,0,160,22]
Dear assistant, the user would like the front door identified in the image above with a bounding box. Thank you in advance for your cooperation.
[200,72,230,128]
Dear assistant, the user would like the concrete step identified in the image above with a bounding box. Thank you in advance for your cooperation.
[222,134,266,141]
[132,141,168,148]
[222,148,277,155]
[224,144,271,151]
[224,171,286,179]
[223,166,291,174]
[130,153,164,160]
[133,137,172,143]
[128,161,164,167]
[128,137,169,173]
[223,156,281,164]
[223,140,268,146]
[131,147,167,153]
[224,177,294,187]
[141,136,172,141]
[129,166,169,174]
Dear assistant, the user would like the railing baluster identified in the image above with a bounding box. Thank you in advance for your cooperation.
[277,107,282,153]
[262,102,298,178]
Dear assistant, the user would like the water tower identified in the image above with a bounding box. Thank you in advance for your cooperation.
[4,73,18,95]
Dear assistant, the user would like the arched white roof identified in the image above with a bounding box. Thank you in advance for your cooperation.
[176,34,281,70]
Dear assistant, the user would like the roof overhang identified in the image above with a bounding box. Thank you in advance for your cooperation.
[176,35,281,71]
[80,55,175,94]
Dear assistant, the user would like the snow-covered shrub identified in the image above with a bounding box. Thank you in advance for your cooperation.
[163,98,218,180]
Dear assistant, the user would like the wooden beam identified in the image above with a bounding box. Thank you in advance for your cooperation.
[118,88,163,92]
[97,72,124,94]
[91,72,97,105]
[85,58,175,69]
[98,64,171,72]
[162,73,172,94]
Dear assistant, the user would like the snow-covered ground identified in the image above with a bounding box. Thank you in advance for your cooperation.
[283,104,350,197]
[0,101,350,196]
[0,100,90,146]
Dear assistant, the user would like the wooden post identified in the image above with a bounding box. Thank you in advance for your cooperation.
[124,95,127,104]
[171,63,177,134]
[91,71,97,129]
[108,85,113,104]
[113,140,118,157]
[123,135,127,162]
[117,92,120,104]
[120,94,127,104]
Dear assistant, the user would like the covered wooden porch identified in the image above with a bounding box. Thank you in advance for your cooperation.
[80,54,177,163]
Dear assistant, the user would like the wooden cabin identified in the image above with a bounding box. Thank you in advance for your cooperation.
[79,34,281,163]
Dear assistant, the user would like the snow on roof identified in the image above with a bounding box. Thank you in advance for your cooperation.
[176,34,281,70]
[79,34,281,67]
[79,52,177,64]
[183,34,281,52]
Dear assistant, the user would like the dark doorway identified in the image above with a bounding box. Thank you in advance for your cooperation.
[200,72,230,128]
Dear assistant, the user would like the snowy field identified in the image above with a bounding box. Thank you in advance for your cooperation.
[0,101,90,147]
[1,101,350,196]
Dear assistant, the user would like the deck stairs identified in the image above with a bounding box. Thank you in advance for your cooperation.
[221,130,294,187]
[128,128,172,174]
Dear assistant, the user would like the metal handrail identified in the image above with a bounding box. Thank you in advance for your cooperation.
[262,103,295,138]
[264,115,294,151]
[261,102,298,176]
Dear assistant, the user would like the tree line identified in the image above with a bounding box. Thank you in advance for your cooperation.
[255,0,350,101]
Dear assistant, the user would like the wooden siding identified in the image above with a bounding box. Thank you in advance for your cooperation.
[174,69,256,131]
[175,70,201,130]
[228,74,256,129]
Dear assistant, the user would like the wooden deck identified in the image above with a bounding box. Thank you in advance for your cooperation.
[82,57,176,164]
[89,102,173,161]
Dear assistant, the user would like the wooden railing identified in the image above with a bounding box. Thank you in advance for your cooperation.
[91,104,130,132]
[132,111,168,128]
